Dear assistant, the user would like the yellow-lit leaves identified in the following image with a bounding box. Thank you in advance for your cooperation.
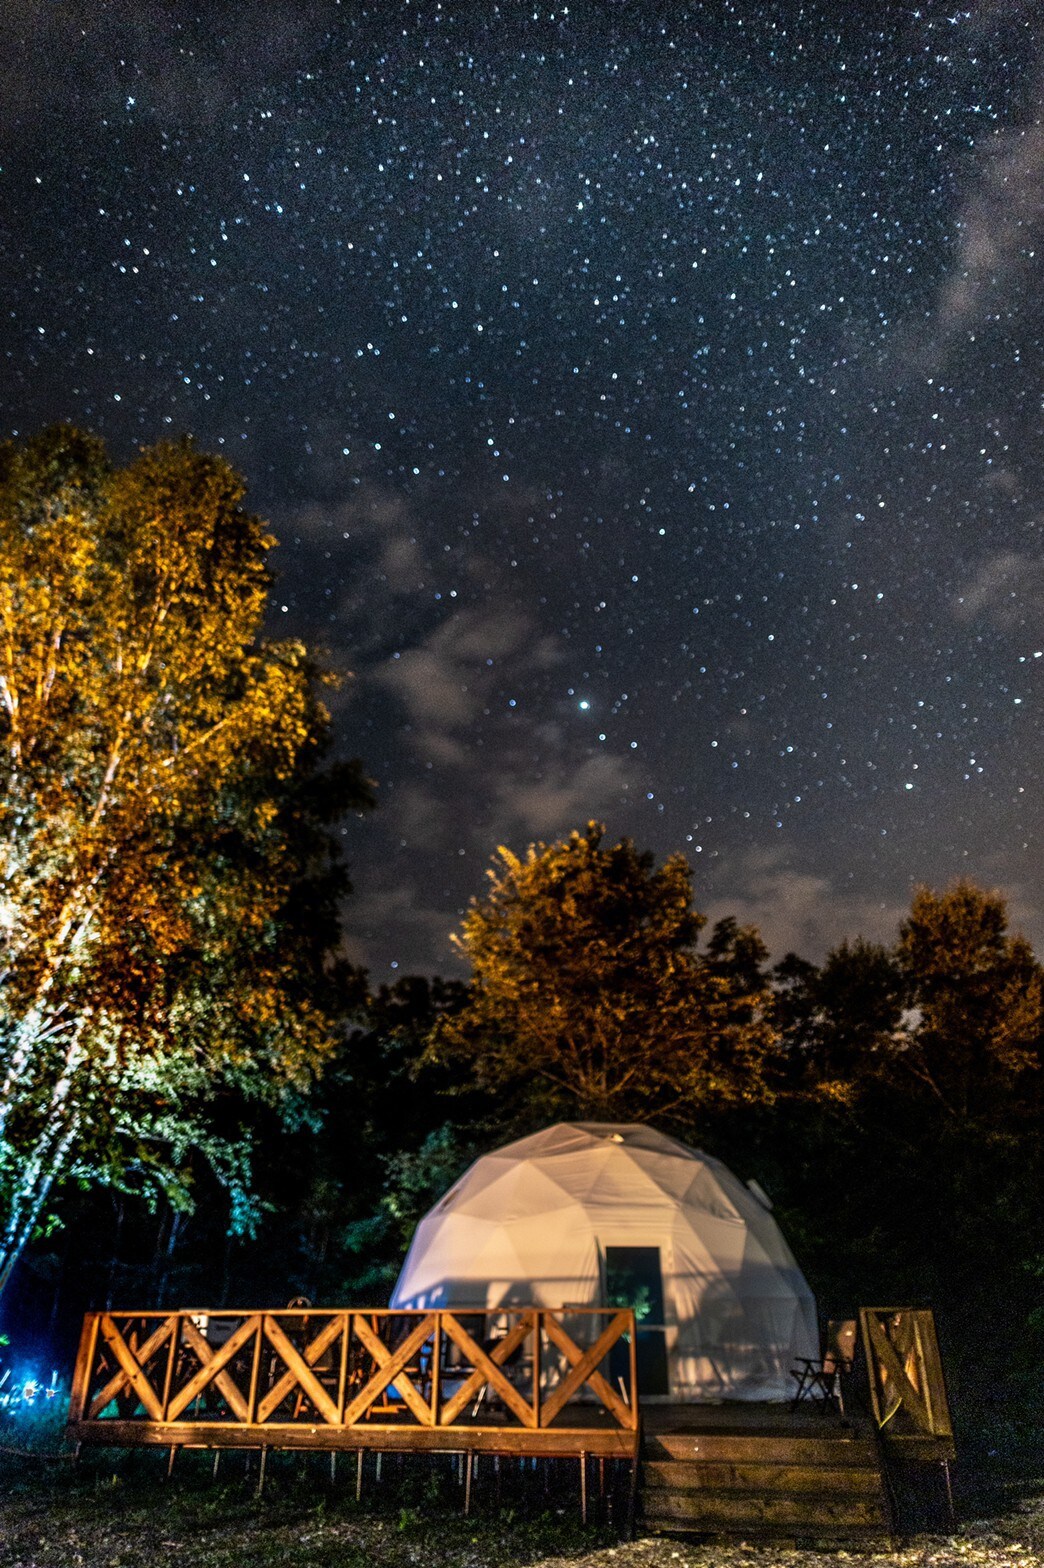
[437,822,778,1121]
[0,428,366,1261]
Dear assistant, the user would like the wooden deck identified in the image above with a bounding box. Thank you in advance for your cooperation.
[66,1303,954,1545]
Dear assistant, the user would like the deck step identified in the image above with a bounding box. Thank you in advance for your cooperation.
[646,1431,877,1464]
[644,1521,894,1551]
[640,1423,893,1546]
[643,1458,883,1494]
[643,1491,889,1527]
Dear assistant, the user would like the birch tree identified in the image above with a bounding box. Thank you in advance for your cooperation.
[0,426,370,1297]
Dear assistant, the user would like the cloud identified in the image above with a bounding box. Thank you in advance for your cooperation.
[954,550,1044,634]
[370,605,636,841]
[492,728,636,838]
[700,849,908,964]
[280,488,427,588]
[379,643,478,731]
[926,99,1044,358]
[389,780,460,848]
[375,605,560,742]
[340,878,457,974]
[274,477,643,974]
[340,492,429,597]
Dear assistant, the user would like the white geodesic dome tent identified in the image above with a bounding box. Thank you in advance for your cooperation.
[390,1122,818,1402]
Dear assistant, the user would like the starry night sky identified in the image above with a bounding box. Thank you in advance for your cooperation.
[3,1,1044,978]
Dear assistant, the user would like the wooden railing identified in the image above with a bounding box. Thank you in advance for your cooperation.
[859,1307,954,1461]
[68,1306,639,1459]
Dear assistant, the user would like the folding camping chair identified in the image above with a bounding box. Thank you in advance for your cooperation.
[791,1318,857,1415]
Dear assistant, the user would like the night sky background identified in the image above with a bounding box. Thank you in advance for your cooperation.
[3,0,1044,980]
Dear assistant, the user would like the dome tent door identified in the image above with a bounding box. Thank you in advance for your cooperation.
[605,1245,669,1396]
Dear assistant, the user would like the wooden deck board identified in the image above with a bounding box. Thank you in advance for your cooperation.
[643,1458,884,1493]
[71,1417,638,1458]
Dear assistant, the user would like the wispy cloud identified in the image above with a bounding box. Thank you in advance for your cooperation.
[278,478,641,975]
[925,92,1044,360]
[340,877,458,974]
[701,848,908,964]
[954,549,1044,635]
[492,727,636,838]
[376,606,560,741]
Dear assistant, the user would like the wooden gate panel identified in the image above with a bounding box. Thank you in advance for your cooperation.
[858,1307,954,1460]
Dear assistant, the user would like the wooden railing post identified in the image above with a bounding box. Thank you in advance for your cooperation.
[246,1316,264,1426]
[160,1315,179,1422]
[66,1312,100,1427]
[336,1311,349,1423]
[858,1306,954,1459]
[430,1312,441,1425]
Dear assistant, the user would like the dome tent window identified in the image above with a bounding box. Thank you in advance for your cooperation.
[391,1122,818,1403]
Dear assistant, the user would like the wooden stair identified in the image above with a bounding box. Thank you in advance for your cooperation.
[641,1421,894,1548]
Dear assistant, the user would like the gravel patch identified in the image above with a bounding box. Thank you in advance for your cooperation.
[531,1513,1044,1568]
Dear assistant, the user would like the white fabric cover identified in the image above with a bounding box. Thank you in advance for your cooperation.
[390,1122,818,1402]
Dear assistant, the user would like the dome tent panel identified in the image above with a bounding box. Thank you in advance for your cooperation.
[543,1147,668,1209]
[508,1146,669,1210]
[392,1211,508,1310]
[394,1219,600,1315]
[390,1122,818,1401]
[394,1190,598,1312]
[451,1160,581,1222]
[677,1164,746,1222]
[476,1216,600,1312]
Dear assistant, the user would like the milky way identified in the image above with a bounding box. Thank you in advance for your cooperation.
[3,1,1044,975]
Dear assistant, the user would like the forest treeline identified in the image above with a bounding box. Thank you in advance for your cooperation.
[1,430,1041,1483]
[11,823,1044,1481]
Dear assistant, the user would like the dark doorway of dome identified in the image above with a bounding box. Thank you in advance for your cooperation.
[605,1244,669,1396]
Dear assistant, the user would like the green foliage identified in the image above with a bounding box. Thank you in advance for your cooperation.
[334,1121,478,1298]
[0,426,372,1294]
[431,821,780,1120]
[380,1123,473,1244]
[232,976,485,1305]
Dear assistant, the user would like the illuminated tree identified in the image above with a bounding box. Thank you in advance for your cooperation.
[0,427,371,1296]
[430,822,778,1120]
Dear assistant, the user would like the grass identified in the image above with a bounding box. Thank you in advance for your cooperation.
[0,1440,620,1568]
